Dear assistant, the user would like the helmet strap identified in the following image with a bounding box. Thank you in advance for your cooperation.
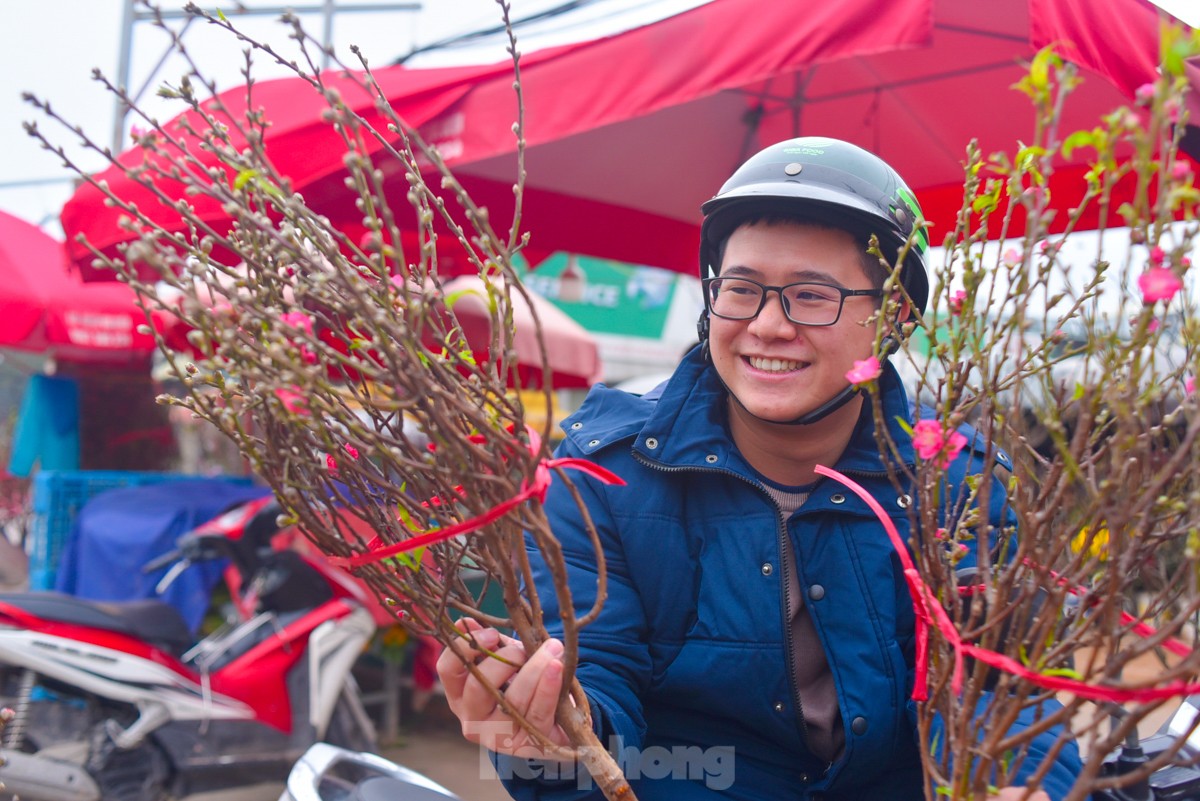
[719,332,901,427]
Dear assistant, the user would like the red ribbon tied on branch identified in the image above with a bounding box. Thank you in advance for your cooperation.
[815,464,1200,706]
[329,427,625,570]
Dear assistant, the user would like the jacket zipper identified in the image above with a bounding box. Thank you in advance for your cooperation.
[630,452,813,749]
[773,502,811,747]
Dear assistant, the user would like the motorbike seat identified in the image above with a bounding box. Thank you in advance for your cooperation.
[0,592,195,656]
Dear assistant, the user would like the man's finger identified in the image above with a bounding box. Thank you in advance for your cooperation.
[524,640,565,740]
[456,639,528,717]
[438,622,503,700]
[502,639,563,720]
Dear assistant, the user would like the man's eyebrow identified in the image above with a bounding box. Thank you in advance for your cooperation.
[722,264,845,286]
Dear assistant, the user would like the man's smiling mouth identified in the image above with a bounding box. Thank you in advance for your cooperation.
[748,356,804,373]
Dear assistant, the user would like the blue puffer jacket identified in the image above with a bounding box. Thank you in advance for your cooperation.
[497,350,1082,800]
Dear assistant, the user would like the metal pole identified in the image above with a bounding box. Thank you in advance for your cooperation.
[112,0,138,153]
[109,1,421,152]
[135,4,421,21]
[322,0,336,70]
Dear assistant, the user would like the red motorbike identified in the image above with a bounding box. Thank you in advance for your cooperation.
[0,497,378,801]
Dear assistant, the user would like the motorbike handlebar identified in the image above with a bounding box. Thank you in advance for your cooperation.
[141,548,182,574]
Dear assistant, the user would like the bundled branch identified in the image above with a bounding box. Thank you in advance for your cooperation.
[24,2,633,798]
[867,38,1200,801]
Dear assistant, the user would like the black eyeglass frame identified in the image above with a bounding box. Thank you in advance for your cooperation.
[701,276,885,327]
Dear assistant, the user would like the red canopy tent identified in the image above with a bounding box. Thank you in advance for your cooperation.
[61,0,1190,282]
[0,209,155,365]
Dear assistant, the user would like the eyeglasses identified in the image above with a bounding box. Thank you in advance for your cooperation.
[702,276,884,327]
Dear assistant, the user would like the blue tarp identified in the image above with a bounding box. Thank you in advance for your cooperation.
[8,375,80,477]
[54,479,271,633]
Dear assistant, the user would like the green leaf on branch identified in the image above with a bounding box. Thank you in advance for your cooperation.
[972,182,1003,215]
[1012,45,1063,99]
[1062,130,1096,160]
[233,168,258,191]
[1162,25,1200,77]
[393,545,428,572]
[1040,666,1084,681]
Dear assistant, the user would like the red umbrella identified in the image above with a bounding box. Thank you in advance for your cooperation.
[152,274,602,389]
[62,0,1188,281]
[0,209,155,364]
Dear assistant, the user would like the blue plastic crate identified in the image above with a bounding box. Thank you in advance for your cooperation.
[28,470,213,590]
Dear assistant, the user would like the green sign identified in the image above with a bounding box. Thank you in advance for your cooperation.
[520,253,680,339]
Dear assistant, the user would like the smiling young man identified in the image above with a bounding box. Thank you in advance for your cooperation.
[437,137,1082,800]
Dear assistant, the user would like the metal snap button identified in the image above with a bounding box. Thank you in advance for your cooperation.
[773,701,785,712]
[830,493,846,504]
[851,716,869,735]
[570,422,583,430]
[645,437,659,449]
[588,439,601,447]
[761,562,773,576]
[705,454,718,464]
[896,494,912,508]
[808,584,825,601]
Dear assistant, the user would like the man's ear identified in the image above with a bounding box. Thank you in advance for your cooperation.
[892,292,913,325]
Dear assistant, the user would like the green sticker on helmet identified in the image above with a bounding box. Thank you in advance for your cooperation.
[895,187,929,253]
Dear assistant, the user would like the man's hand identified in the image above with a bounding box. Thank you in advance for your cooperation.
[436,618,572,759]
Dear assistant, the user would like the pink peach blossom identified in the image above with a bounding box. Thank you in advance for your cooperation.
[1138,267,1183,303]
[1164,97,1181,124]
[949,290,968,316]
[845,356,882,385]
[912,419,968,468]
[1187,376,1196,396]
[279,311,314,334]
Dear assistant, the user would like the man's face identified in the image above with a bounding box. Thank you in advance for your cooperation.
[709,219,881,424]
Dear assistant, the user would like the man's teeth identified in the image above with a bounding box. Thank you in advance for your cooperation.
[750,357,800,372]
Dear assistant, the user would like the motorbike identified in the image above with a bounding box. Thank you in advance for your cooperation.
[0,496,378,801]
[280,742,461,801]
[1094,696,1200,801]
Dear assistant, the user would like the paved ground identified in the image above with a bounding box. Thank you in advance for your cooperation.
[378,695,513,801]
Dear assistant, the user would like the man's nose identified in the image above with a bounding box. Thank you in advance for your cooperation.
[747,288,797,338]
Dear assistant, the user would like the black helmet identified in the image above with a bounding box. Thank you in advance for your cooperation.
[699,137,930,313]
